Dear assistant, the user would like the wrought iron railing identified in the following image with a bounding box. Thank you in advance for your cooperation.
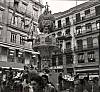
[7,19,28,33]
[74,27,99,37]
[64,48,72,53]
[73,13,96,25]
[74,43,99,52]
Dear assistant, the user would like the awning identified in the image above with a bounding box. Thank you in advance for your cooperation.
[0,43,39,55]
[0,61,24,70]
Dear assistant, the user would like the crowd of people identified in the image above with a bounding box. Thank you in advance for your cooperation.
[0,66,57,92]
[58,72,100,92]
[0,66,99,92]
[74,76,100,92]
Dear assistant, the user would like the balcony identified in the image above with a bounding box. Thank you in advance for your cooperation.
[7,2,33,19]
[64,48,72,53]
[55,26,63,31]
[74,43,99,52]
[7,19,28,33]
[63,22,71,28]
[73,13,100,25]
[74,27,99,38]
[33,36,57,48]
[57,34,72,40]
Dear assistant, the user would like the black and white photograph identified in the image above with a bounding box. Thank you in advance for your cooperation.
[0,0,100,92]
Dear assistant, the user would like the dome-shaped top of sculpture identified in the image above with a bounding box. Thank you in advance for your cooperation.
[38,2,55,34]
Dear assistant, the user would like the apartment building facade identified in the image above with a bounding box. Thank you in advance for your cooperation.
[49,2,100,78]
[0,0,43,70]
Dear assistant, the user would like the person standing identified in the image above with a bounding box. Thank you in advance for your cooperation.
[29,71,44,92]
[83,77,92,92]
[42,74,56,92]
[92,77,100,92]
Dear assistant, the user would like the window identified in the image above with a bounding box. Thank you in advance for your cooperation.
[52,33,55,37]
[34,9,38,21]
[96,20,100,29]
[76,13,81,22]
[0,27,2,35]
[85,9,90,15]
[8,49,15,62]
[66,54,73,64]
[14,0,19,11]
[10,14,18,25]
[52,55,56,66]
[18,52,25,63]
[57,31,62,36]
[24,19,30,29]
[45,36,52,43]
[65,17,70,25]
[58,20,62,28]
[13,16,18,26]
[20,35,25,45]
[21,17,25,29]
[76,26,82,35]
[78,53,84,63]
[85,23,92,32]
[87,37,93,48]
[87,51,95,62]
[66,42,71,49]
[15,49,19,57]
[65,29,70,34]
[77,39,83,50]
[0,10,3,22]
[95,5,100,16]
[8,12,13,24]
[59,44,62,49]
[17,16,22,28]
[58,54,63,65]
[11,33,16,43]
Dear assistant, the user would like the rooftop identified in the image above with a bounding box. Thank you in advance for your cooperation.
[53,1,100,19]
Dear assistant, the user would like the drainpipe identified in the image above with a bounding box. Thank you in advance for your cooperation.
[99,28,100,86]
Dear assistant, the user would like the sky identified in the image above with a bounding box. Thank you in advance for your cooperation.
[42,0,87,14]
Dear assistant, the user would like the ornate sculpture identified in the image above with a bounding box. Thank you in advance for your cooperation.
[38,2,55,33]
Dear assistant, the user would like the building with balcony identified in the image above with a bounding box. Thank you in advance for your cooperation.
[0,0,43,70]
[51,1,100,78]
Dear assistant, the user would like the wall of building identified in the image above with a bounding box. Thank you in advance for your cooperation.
[52,2,100,76]
[0,0,43,69]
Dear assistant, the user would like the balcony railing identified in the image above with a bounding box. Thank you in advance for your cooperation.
[7,19,28,33]
[33,38,57,47]
[73,13,97,25]
[63,22,71,28]
[74,27,99,38]
[57,34,72,40]
[64,48,72,53]
[7,2,33,19]
[74,43,99,52]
